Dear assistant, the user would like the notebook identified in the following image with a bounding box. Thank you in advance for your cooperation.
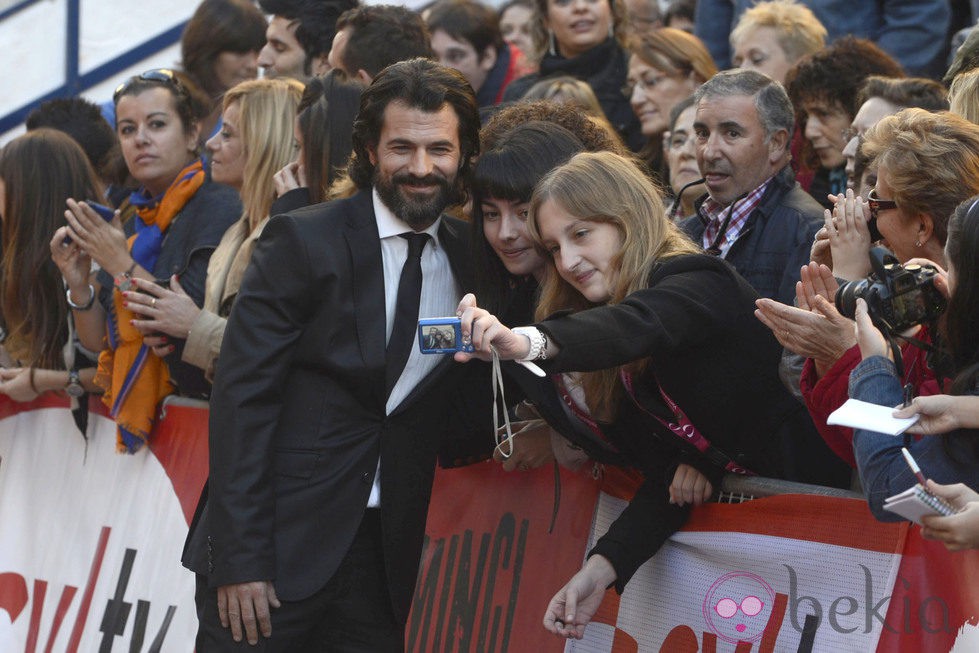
[827,398,919,436]
[883,483,958,525]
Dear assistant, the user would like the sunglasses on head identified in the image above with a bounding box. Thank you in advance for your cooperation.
[113,69,184,103]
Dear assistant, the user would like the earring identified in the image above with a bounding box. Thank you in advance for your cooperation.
[548,29,556,56]
[915,240,922,247]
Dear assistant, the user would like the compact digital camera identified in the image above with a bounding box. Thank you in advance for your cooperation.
[835,247,946,333]
[417,317,474,354]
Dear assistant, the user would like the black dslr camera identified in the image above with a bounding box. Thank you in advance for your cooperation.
[835,247,946,334]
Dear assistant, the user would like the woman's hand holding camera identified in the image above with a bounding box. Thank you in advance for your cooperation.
[454,293,531,362]
[854,297,892,362]
[124,275,201,358]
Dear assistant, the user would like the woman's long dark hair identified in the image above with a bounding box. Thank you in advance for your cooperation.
[297,72,363,204]
[0,129,103,369]
[470,121,585,315]
[944,196,979,394]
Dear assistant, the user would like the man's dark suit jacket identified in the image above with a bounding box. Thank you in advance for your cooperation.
[182,190,492,624]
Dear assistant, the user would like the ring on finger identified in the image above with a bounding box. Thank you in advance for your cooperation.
[151,297,157,307]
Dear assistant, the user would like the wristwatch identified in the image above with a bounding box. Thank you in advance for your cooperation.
[114,261,139,293]
[65,369,85,398]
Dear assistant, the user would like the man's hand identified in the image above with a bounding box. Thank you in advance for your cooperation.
[217,581,280,645]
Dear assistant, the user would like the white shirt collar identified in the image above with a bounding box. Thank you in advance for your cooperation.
[372,188,443,245]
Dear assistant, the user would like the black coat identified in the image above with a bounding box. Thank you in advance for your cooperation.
[531,254,822,587]
[503,38,644,152]
[182,191,493,623]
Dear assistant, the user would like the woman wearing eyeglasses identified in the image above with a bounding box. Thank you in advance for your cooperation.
[755,109,979,468]
[624,28,715,183]
[663,96,705,220]
[51,69,241,453]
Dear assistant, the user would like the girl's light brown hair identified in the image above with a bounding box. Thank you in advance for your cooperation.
[528,151,699,417]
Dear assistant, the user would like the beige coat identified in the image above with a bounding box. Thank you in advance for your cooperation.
[182,216,269,380]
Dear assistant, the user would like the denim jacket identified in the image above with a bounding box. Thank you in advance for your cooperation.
[850,356,979,522]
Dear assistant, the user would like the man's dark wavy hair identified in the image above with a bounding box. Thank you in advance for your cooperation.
[349,58,480,204]
[259,0,358,73]
[334,5,434,79]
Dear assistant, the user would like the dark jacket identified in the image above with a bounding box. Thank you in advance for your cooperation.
[503,38,644,152]
[532,254,818,588]
[476,42,528,108]
[182,191,493,624]
[97,175,241,398]
[681,165,823,306]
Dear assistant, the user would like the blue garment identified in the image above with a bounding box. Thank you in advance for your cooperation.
[850,356,979,522]
[680,165,822,305]
[695,0,950,78]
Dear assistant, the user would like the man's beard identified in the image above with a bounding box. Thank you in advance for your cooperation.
[374,170,456,230]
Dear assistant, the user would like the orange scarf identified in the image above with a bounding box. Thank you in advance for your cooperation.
[95,160,205,453]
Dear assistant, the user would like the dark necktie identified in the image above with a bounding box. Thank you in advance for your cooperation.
[386,232,430,395]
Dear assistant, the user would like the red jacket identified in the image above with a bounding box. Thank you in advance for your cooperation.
[800,325,943,467]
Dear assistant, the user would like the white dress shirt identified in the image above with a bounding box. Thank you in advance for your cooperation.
[368,188,461,506]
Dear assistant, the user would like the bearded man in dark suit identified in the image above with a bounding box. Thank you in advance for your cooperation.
[183,58,491,651]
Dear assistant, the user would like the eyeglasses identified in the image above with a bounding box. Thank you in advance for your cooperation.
[113,68,184,103]
[867,188,898,220]
[621,73,671,98]
[667,131,695,150]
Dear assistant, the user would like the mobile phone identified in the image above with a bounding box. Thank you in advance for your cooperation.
[63,201,116,245]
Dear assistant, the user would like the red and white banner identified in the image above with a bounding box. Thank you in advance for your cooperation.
[0,398,977,652]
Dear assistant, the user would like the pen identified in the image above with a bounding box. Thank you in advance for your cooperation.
[901,447,928,486]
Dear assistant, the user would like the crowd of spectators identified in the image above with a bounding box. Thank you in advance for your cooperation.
[6,0,979,647]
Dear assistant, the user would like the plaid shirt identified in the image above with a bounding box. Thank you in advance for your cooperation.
[698,176,774,257]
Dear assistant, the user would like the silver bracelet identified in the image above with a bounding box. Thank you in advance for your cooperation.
[513,327,547,362]
[66,284,96,311]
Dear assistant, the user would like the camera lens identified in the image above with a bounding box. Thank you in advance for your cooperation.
[835,280,863,319]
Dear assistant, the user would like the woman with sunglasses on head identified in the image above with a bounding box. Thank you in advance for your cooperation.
[755,108,979,468]
[51,69,241,453]
[123,78,303,381]
[456,151,819,639]
[0,130,103,409]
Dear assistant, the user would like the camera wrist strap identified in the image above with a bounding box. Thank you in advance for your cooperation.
[491,347,515,459]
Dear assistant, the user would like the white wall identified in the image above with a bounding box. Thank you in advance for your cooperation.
[0,0,202,144]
